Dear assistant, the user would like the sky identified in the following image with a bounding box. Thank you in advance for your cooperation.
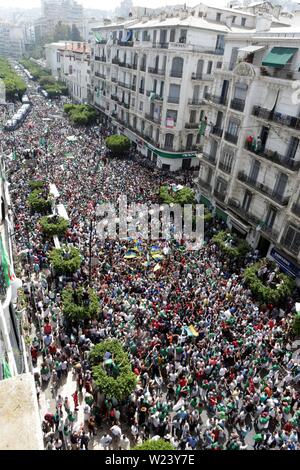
[0,0,228,11]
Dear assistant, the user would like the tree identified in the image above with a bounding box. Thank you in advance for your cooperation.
[105,135,131,155]
[62,287,99,321]
[244,259,295,304]
[39,215,69,237]
[64,104,97,126]
[53,22,71,42]
[159,185,195,205]
[212,231,250,258]
[89,339,137,401]
[71,24,82,41]
[292,313,300,336]
[133,439,175,450]
[27,187,52,214]
[0,59,26,101]
[49,246,82,275]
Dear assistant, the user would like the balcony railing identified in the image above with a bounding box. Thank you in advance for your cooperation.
[140,65,146,72]
[111,94,118,101]
[244,142,300,171]
[204,93,228,106]
[214,189,227,201]
[112,57,119,65]
[224,132,238,144]
[237,171,290,206]
[252,105,300,130]
[211,126,223,137]
[185,122,199,129]
[170,70,183,78]
[188,98,203,106]
[131,84,136,91]
[219,161,232,173]
[119,101,130,109]
[98,56,106,62]
[153,42,169,49]
[95,71,106,79]
[111,77,117,83]
[191,73,203,80]
[148,67,165,75]
[201,152,216,165]
[291,202,300,218]
[118,61,127,68]
[167,96,180,104]
[139,88,145,94]
[117,40,133,47]
[198,178,212,191]
[230,98,245,112]
[145,113,160,124]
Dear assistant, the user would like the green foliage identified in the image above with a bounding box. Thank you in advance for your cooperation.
[53,21,71,42]
[133,439,175,451]
[27,186,52,214]
[89,339,137,401]
[39,216,69,237]
[105,134,131,155]
[49,246,82,275]
[71,24,82,41]
[39,75,56,86]
[244,259,295,304]
[64,104,97,126]
[212,230,250,258]
[0,58,26,101]
[29,180,46,190]
[292,313,300,336]
[159,185,195,205]
[19,58,50,80]
[62,286,99,321]
[19,58,67,97]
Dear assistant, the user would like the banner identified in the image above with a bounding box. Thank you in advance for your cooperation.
[0,235,11,288]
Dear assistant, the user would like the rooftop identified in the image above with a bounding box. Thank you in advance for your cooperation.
[0,373,44,450]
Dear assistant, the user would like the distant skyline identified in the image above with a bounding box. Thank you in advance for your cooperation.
[0,0,228,11]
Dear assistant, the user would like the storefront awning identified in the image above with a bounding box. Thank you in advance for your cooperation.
[145,142,197,159]
[262,47,298,68]
[200,195,212,208]
[239,45,265,53]
[215,206,228,222]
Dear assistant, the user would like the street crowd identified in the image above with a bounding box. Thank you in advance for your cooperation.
[1,69,300,451]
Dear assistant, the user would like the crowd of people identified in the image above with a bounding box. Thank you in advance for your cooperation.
[1,68,300,451]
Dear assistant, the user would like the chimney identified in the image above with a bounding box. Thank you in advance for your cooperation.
[256,13,272,33]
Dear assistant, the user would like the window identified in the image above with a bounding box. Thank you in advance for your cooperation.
[216,13,221,22]
[142,30,149,41]
[179,29,187,43]
[281,225,300,255]
[220,150,233,173]
[139,101,143,111]
[215,177,227,195]
[229,47,239,71]
[215,34,225,54]
[1,196,5,223]
[232,16,236,24]
[166,109,177,124]
[168,84,180,103]
[233,83,248,102]
[227,120,239,136]
[170,29,175,42]
[171,57,184,78]
[207,61,212,75]
[190,110,196,123]
[165,133,174,149]
[216,61,222,69]
[69,65,72,74]
[265,206,277,228]
[241,17,246,26]
[242,190,252,211]
[286,136,299,160]
[186,134,194,150]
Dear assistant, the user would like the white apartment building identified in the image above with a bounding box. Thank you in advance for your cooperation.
[0,22,25,59]
[89,5,237,171]
[199,8,300,277]
[45,41,90,103]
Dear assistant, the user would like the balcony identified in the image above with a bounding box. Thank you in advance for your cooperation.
[153,42,169,49]
[111,77,117,83]
[139,88,145,94]
[237,171,290,206]
[118,61,127,68]
[119,101,130,109]
[214,189,227,201]
[198,178,212,191]
[291,202,300,218]
[228,199,260,226]
[126,63,137,70]
[230,98,245,112]
[118,81,131,89]
[219,161,232,174]
[145,113,160,124]
[204,93,228,106]
[211,126,223,138]
[94,55,100,61]
[245,142,300,172]
[111,94,118,101]
[167,96,180,104]
[224,132,238,144]
[148,67,165,76]
[201,152,216,165]
[117,40,133,47]
[170,70,183,78]
[185,122,199,129]
[131,84,136,91]
[191,73,203,80]
[188,98,204,106]
[95,71,106,79]
[112,57,119,65]
[98,56,106,62]
[140,65,146,72]
[252,105,300,130]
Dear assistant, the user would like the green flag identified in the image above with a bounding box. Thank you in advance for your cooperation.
[198,120,207,136]
[0,235,11,288]
[12,150,17,160]
[2,360,12,379]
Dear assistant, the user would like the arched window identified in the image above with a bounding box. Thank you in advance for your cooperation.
[171,57,184,78]
[165,133,174,149]
[195,59,204,79]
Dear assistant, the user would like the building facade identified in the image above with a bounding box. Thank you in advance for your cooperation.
[199,16,300,275]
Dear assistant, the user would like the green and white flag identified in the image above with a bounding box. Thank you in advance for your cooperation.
[94,32,103,44]
[0,235,11,288]
[198,120,207,136]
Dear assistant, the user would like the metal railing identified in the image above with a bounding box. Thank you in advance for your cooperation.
[244,142,300,171]
[291,202,300,218]
[185,122,199,129]
[237,171,290,206]
[167,96,180,104]
[201,153,216,165]
[148,67,165,75]
[230,98,245,112]
[252,105,300,130]
[170,70,183,78]
[188,98,204,106]
[204,93,228,106]
[219,161,232,173]
[211,126,223,137]
[224,132,238,144]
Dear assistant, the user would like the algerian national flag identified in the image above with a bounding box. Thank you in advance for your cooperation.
[2,360,12,379]
[12,150,17,160]
[0,235,11,288]
[149,92,156,102]
[94,32,103,44]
